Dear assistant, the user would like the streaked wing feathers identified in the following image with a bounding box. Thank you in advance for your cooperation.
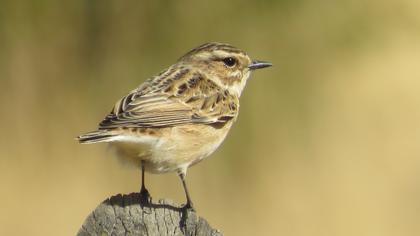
[98,67,239,129]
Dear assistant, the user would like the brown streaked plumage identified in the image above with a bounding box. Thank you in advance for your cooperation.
[77,42,272,209]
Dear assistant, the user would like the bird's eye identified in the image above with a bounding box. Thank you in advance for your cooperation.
[222,57,237,67]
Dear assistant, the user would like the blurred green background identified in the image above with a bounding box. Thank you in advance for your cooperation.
[1,0,420,235]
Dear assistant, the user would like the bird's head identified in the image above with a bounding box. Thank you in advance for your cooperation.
[178,42,272,96]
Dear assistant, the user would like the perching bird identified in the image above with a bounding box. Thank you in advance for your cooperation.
[77,42,272,209]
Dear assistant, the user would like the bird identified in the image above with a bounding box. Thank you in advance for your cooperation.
[77,42,272,210]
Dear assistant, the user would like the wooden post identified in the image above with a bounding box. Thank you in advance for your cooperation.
[77,193,222,236]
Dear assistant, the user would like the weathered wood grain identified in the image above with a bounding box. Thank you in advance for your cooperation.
[77,193,222,236]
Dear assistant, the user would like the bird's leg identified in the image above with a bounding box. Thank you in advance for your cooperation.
[179,172,195,211]
[139,160,151,204]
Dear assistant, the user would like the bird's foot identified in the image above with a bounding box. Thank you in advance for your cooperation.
[139,187,151,206]
[180,201,197,230]
[182,201,195,212]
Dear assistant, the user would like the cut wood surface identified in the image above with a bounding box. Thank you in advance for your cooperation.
[77,193,222,236]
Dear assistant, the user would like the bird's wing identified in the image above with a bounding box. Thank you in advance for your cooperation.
[98,68,239,129]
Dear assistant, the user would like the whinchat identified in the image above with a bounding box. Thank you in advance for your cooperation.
[77,42,271,209]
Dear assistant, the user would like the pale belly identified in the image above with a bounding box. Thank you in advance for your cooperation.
[109,123,232,174]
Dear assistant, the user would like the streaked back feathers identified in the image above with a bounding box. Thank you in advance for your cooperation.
[77,42,256,144]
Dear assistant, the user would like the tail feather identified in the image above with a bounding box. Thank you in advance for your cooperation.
[77,130,116,144]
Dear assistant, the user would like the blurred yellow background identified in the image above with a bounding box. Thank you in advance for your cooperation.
[1,0,420,235]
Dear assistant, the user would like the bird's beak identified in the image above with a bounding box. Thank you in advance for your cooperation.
[248,60,272,70]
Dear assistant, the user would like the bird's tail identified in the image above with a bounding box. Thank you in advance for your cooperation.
[76,130,117,144]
